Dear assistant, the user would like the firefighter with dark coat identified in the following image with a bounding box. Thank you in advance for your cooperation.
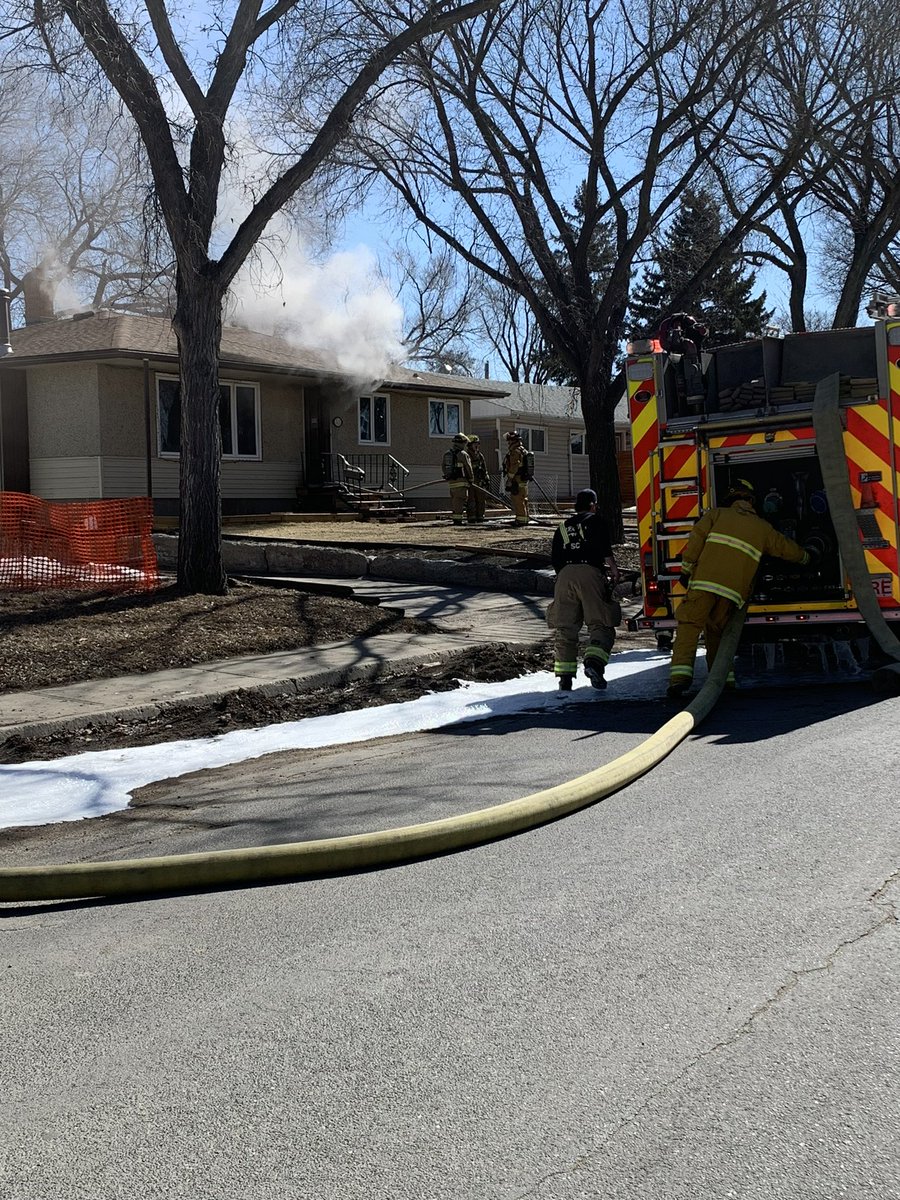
[442,434,474,526]
[466,434,490,524]
[547,489,622,691]
[503,430,532,526]
[667,478,811,699]
[658,311,708,413]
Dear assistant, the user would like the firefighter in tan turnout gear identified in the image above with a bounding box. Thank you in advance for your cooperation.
[667,478,811,700]
[503,430,532,526]
[547,489,621,691]
[466,434,491,524]
[442,433,474,527]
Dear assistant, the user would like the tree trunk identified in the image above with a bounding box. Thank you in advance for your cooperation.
[788,262,807,332]
[581,371,624,543]
[833,250,873,330]
[173,273,227,594]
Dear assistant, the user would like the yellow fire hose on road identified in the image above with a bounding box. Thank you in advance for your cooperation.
[0,609,746,903]
[5,370,898,904]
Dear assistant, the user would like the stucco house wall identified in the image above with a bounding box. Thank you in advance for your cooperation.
[2,312,506,514]
[326,386,474,504]
[27,363,103,498]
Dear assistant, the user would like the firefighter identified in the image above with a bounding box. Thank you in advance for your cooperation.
[547,488,621,691]
[503,430,532,526]
[659,312,708,414]
[466,434,491,524]
[442,433,474,527]
[667,478,811,700]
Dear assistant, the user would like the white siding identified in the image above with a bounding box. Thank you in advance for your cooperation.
[30,455,303,502]
[30,456,102,499]
[402,463,449,500]
[220,459,302,498]
[100,456,153,497]
[101,457,302,500]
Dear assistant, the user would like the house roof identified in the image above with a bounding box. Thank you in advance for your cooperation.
[0,311,508,398]
[471,381,630,425]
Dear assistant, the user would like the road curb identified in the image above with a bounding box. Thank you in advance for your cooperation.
[0,638,513,749]
[154,533,557,596]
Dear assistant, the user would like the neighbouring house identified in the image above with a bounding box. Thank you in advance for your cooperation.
[469,383,635,507]
[0,310,510,516]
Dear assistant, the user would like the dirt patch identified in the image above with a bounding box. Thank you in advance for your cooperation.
[223,518,560,553]
[1,525,648,763]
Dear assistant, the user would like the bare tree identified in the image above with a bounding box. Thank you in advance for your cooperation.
[0,73,173,319]
[360,0,810,536]
[8,0,497,593]
[715,0,900,329]
[388,244,480,371]
[475,281,548,382]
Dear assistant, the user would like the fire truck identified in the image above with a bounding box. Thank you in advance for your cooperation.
[626,297,900,649]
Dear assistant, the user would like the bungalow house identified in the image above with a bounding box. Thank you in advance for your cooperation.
[0,310,509,516]
[469,383,635,507]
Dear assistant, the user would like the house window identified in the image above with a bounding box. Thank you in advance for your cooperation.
[428,399,461,437]
[359,393,390,444]
[570,431,585,455]
[520,426,547,453]
[157,376,260,458]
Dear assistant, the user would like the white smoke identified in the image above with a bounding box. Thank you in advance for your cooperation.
[227,236,407,382]
[215,118,407,383]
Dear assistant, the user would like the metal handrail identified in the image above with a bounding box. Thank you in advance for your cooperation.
[297,452,410,503]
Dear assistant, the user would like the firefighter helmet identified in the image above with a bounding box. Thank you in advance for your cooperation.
[726,478,756,502]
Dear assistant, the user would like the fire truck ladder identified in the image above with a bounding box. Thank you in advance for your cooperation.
[652,437,704,581]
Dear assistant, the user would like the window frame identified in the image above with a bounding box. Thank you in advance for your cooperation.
[156,374,262,460]
[427,398,462,438]
[358,392,391,446]
[569,429,585,456]
[519,425,548,454]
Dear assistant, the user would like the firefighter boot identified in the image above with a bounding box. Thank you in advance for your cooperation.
[584,662,607,690]
[558,674,574,692]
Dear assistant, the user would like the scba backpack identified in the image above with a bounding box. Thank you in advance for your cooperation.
[442,449,462,480]
[520,449,535,481]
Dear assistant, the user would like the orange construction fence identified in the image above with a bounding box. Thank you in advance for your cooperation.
[0,492,160,592]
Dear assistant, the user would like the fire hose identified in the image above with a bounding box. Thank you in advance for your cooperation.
[812,372,900,690]
[0,608,745,903]
[393,477,514,511]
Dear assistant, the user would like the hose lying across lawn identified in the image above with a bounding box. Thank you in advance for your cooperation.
[0,608,746,903]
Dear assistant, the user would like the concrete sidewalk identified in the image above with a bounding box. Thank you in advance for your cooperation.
[0,579,557,748]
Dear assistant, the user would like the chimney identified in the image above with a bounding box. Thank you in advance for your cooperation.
[23,267,57,326]
[483,359,490,379]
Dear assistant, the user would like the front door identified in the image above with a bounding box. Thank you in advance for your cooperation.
[304,386,331,486]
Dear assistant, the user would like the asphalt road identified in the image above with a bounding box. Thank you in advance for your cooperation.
[2,682,899,1199]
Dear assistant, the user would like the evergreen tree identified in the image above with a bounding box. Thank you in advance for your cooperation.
[629,188,771,346]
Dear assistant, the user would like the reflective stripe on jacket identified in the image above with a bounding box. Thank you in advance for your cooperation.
[681,500,809,605]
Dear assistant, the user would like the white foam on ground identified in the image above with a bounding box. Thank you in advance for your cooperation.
[0,651,671,829]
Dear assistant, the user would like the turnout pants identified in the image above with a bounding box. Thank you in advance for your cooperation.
[467,482,487,523]
[546,563,621,678]
[449,482,470,526]
[507,481,530,525]
[670,589,737,687]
